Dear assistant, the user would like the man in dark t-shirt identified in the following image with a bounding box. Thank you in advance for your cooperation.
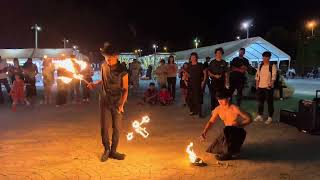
[208,47,229,110]
[88,43,129,162]
[229,48,250,106]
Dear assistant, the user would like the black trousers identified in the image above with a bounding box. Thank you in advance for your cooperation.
[229,82,245,107]
[0,78,11,103]
[56,80,68,105]
[25,76,37,98]
[167,77,176,100]
[257,88,274,117]
[207,126,246,155]
[100,98,122,152]
[82,77,93,99]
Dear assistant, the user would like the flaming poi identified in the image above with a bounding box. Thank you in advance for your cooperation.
[54,58,89,84]
[186,142,207,166]
[127,116,150,141]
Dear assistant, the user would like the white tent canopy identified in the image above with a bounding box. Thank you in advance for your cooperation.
[0,48,89,62]
[175,37,291,66]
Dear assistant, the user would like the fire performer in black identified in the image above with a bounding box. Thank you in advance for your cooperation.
[201,91,252,161]
[88,43,129,162]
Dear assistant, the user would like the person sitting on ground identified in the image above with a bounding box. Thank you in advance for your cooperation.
[143,82,158,105]
[158,85,172,106]
[201,91,252,161]
[10,74,30,112]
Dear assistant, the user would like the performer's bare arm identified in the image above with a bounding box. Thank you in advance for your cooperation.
[233,106,252,127]
[118,74,129,113]
[201,109,219,139]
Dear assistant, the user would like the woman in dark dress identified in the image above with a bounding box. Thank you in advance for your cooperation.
[185,52,207,118]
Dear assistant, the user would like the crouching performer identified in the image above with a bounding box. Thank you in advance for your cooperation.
[201,91,252,161]
[88,43,128,162]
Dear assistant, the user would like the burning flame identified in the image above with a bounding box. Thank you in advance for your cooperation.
[54,58,88,84]
[127,116,150,141]
[186,142,197,163]
[57,76,73,84]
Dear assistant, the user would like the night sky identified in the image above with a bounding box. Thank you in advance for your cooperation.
[1,0,319,54]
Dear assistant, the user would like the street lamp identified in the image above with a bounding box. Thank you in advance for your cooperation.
[241,21,252,39]
[236,36,241,40]
[63,38,69,48]
[163,46,168,52]
[307,21,317,37]
[31,24,41,48]
[135,49,142,57]
[73,45,78,50]
[153,44,158,66]
[194,38,200,48]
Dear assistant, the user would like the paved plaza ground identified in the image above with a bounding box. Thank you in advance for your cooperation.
[1,79,320,180]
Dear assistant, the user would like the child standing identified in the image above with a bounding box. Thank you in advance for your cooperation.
[143,82,158,104]
[158,85,172,106]
[10,74,30,111]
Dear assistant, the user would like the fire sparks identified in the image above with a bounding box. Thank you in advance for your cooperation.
[186,142,197,163]
[127,116,150,141]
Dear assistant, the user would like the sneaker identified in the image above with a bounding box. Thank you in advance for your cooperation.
[100,149,111,162]
[265,117,273,125]
[110,151,126,160]
[25,100,31,106]
[254,115,263,122]
[280,98,284,101]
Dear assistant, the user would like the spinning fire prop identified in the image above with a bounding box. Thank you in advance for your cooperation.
[54,58,89,84]
[127,116,150,141]
[186,142,207,167]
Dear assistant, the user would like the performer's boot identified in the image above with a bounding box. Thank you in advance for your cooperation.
[100,148,111,162]
[110,151,126,160]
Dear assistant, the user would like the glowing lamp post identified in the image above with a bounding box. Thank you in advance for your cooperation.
[63,38,69,48]
[153,44,158,66]
[241,21,252,39]
[307,21,317,37]
[194,38,200,49]
[31,24,41,49]
[136,49,142,57]
[163,46,168,52]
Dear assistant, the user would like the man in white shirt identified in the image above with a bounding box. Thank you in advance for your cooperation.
[0,56,11,104]
[254,51,277,124]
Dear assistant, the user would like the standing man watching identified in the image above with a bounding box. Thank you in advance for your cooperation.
[88,43,129,162]
[0,56,11,104]
[208,48,229,110]
[229,48,250,106]
[254,51,277,125]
